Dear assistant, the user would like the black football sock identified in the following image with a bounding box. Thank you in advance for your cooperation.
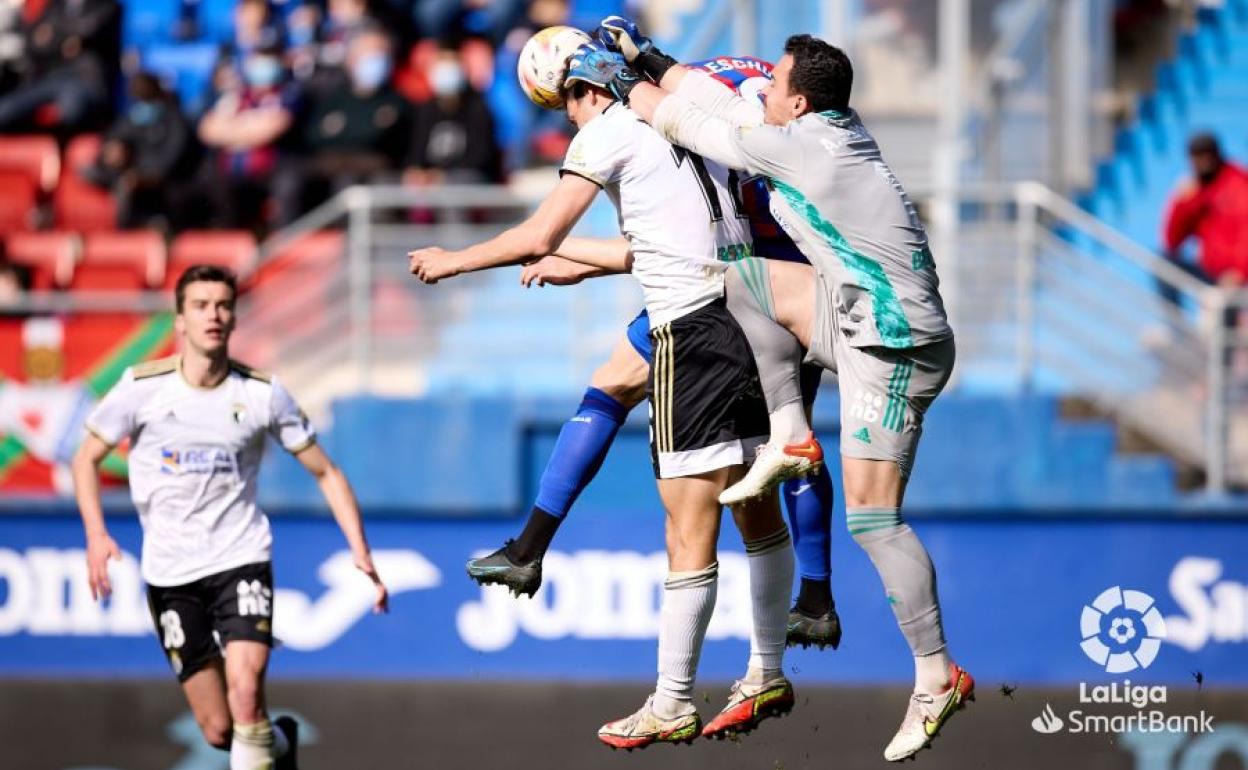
[505,508,563,563]
[795,576,833,617]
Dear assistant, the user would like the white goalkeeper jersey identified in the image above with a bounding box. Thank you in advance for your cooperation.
[85,356,316,587]
[560,102,753,326]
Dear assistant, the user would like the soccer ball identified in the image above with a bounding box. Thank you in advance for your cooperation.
[517,25,592,110]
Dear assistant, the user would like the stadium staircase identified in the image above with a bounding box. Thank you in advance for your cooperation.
[1077,0,1248,487]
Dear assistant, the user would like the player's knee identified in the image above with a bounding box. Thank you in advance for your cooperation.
[226,672,263,718]
[590,362,647,407]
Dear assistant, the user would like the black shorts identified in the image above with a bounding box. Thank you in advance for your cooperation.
[647,298,769,479]
[146,561,274,683]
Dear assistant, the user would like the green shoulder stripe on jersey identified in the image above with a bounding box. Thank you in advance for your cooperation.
[229,360,272,383]
[770,179,914,348]
[132,355,179,380]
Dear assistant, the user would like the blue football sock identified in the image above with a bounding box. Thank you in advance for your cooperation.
[533,387,630,520]
[782,461,834,582]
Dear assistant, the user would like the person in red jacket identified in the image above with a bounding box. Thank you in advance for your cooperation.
[1164,133,1248,290]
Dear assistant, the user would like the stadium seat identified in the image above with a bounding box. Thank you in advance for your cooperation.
[167,230,258,288]
[0,171,38,233]
[121,0,181,51]
[73,231,166,291]
[54,135,117,232]
[197,0,239,44]
[0,135,60,194]
[5,232,81,289]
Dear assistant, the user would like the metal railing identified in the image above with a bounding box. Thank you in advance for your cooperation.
[237,179,1243,492]
[929,181,1245,492]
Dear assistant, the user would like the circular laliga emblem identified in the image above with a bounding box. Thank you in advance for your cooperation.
[1080,586,1167,673]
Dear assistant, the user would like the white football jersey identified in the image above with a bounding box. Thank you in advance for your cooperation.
[560,102,753,326]
[85,356,316,587]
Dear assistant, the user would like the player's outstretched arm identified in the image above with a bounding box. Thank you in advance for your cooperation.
[553,236,632,272]
[408,173,601,284]
[520,256,610,288]
[295,444,390,614]
[72,433,122,601]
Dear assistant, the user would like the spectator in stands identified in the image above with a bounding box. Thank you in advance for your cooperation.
[320,0,374,69]
[0,0,120,134]
[0,259,31,315]
[233,0,283,56]
[0,0,23,93]
[1163,133,1248,294]
[198,43,299,231]
[404,42,500,189]
[274,24,409,225]
[80,73,201,231]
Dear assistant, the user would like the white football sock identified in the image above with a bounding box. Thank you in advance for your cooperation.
[653,562,718,719]
[231,720,274,770]
[745,528,794,676]
[915,649,954,695]
[769,401,811,445]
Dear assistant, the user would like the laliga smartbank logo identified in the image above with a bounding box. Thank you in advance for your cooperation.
[1080,586,1167,673]
[1031,586,1215,737]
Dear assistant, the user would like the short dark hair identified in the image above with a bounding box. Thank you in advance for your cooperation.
[175,265,238,312]
[783,34,853,114]
[1188,132,1221,157]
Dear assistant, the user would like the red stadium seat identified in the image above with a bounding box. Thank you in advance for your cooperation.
[0,135,60,194]
[166,230,258,288]
[54,135,117,232]
[5,232,81,289]
[73,231,166,291]
[0,171,37,232]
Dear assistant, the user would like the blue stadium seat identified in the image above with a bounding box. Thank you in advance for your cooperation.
[121,0,182,51]
[196,0,238,44]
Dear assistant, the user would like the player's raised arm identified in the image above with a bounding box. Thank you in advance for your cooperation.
[408,173,600,284]
[598,17,760,127]
[72,432,123,601]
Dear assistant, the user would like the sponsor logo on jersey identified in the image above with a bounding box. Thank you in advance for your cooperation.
[159,446,237,475]
[237,579,273,618]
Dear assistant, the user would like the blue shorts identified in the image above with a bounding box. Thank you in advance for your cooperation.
[625,307,822,408]
[627,309,653,361]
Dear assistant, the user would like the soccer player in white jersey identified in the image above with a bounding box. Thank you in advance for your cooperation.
[72,265,389,770]
[410,42,797,748]
[578,19,973,762]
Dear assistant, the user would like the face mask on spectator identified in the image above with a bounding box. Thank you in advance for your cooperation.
[129,101,162,126]
[244,56,284,88]
[352,53,391,92]
[430,60,465,97]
